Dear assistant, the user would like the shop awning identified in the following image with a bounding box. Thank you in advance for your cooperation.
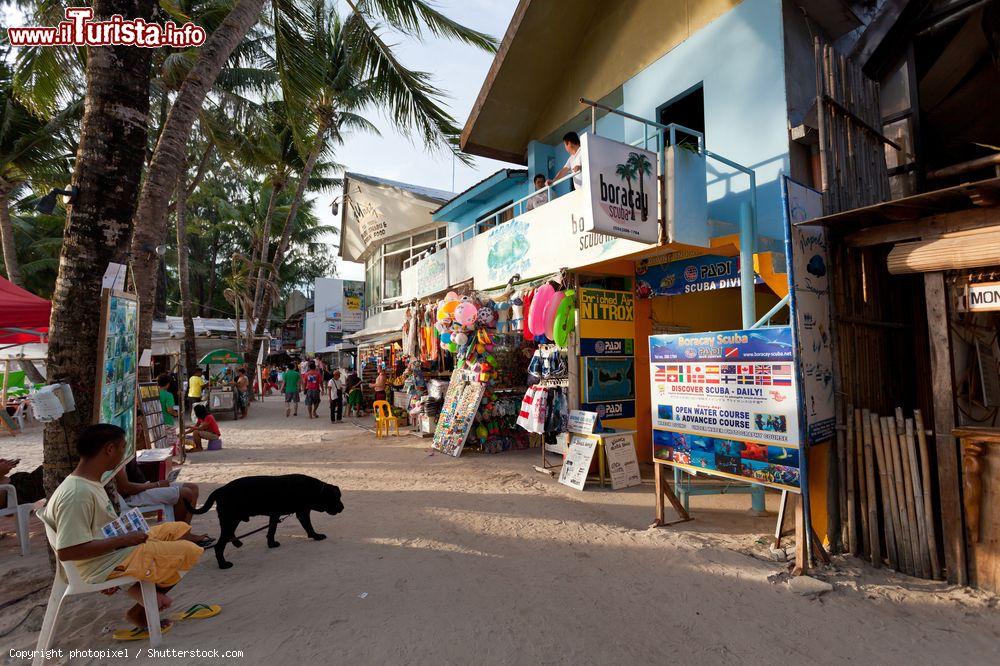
[198,349,244,365]
[317,342,357,354]
[797,176,1000,240]
[0,277,51,344]
[349,330,402,348]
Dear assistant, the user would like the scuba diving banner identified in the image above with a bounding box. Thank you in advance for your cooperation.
[649,326,802,492]
[635,254,762,297]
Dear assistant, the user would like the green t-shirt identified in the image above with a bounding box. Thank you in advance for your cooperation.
[41,475,133,583]
[159,389,176,426]
[282,370,301,393]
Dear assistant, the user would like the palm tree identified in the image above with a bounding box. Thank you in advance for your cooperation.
[41,0,156,497]
[627,152,653,222]
[0,60,77,286]
[130,0,497,352]
[615,161,635,221]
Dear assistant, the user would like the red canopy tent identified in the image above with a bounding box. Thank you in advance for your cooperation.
[0,276,51,345]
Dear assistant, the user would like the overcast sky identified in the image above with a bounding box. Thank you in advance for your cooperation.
[328,0,520,281]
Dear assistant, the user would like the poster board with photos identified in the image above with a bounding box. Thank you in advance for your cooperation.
[137,382,169,449]
[431,370,486,458]
[649,326,802,492]
[95,290,139,481]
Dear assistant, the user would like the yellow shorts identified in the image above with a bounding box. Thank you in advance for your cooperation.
[109,522,203,587]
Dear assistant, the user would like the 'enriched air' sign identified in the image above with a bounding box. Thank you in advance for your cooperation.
[581,134,658,244]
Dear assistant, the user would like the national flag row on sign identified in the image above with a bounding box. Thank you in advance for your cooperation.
[653,363,793,386]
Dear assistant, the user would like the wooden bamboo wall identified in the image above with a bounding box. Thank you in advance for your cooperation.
[814,39,891,215]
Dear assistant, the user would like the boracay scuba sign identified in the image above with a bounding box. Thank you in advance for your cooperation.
[581,134,658,244]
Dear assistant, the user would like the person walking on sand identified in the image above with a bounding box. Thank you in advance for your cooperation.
[303,361,323,419]
[328,370,343,423]
[281,364,302,417]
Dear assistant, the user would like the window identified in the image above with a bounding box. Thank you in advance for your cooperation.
[658,84,704,148]
[383,252,405,299]
[476,201,514,234]
[413,230,437,246]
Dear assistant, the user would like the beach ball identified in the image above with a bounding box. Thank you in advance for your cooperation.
[440,332,451,344]
[446,291,460,301]
[454,302,479,328]
[437,299,459,322]
[448,341,458,353]
[454,332,469,347]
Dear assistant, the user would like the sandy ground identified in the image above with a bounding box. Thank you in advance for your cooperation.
[2,396,999,665]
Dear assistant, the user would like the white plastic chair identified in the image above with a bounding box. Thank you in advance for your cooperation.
[10,401,28,430]
[116,494,174,523]
[33,503,179,665]
[0,483,33,555]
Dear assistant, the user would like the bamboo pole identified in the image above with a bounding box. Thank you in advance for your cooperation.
[882,415,913,575]
[846,403,858,555]
[914,409,942,579]
[871,411,897,569]
[855,407,871,556]
[861,409,882,565]
[837,403,848,552]
[896,410,923,576]
[905,418,932,578]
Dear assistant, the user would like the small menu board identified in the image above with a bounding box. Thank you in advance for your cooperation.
[604,432,641,490]
[558,435,599,491]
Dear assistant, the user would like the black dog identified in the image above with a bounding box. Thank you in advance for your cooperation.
[188,474,344,569]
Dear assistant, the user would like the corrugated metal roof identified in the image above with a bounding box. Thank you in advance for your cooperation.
[344,172,454,203]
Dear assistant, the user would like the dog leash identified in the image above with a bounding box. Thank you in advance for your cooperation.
[234,513,294,540]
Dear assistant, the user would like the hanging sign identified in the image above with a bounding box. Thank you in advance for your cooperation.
[962,281,1000,313]
[558,434,599,491]
[604,432,641,489]
[649,326,801,492]
[635,254,761,297]
[581,134,659,244]
[343,282,364,333]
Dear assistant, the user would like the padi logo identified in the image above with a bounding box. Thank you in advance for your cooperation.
[600,402,625,417]
[700,259,736,280]
[595,339,628,354]
[684,348,697,359]
[684,265,698,281]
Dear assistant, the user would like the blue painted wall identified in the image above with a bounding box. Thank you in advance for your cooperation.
[529,0,790,241]
[435,173,528,242]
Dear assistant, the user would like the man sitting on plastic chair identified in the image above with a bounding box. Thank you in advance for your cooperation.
[39,424,217,640]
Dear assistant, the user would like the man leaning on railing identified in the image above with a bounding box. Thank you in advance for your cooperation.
[547,132,583,191]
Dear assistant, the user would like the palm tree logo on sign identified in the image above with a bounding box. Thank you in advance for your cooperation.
[613,152,652,222]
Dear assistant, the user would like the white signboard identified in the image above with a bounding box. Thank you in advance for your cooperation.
[447,189,648,290]
[785,178,835,446]
[567,410,598,434]
[342,282,364,333]
[963,282,1000,313]
[558,435,599,491]
[604,433,641,490]
[325,306,343,333]
[581,134,658,244]
[402,248,450,299]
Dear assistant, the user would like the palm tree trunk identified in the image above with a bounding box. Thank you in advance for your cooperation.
[251,178,285,320]
[248,119,329,377]
[130,0,266,356]
[42,0,154,497]
[0,187,23,286]
[175,155,199,375]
